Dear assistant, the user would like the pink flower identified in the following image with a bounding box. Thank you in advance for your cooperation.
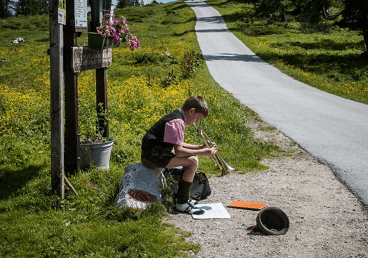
[113,34,121,43]
[94,13,139,50]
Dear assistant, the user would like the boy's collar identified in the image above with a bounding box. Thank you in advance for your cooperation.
[180,109,186,123]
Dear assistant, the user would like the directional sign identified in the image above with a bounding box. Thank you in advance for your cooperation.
[72,47,112,73]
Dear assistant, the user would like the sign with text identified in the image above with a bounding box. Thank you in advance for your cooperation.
[72,47,112,73]
[75,0,88,31]
[58,0,66,25]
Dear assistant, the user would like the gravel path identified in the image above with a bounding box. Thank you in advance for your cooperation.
[165,121,368,257]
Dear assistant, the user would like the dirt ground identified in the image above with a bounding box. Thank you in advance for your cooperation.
[165,120,368,257]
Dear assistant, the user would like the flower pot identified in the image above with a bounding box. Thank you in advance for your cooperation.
[79,138,113,170]
[113,41,120,48]
[105,38,114,48]
[88,32,108,50]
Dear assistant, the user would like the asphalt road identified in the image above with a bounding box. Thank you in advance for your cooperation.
[186,0,368,207]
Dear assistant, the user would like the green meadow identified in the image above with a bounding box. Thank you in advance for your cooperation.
[0,1,275,257]
[0,0,367,256]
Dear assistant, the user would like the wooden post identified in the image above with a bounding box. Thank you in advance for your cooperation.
[64,0,80,173]
[49,0,65,198]
[96,68,109,138]
[49,0,113,196]
[96,0,112,138]
[90,0,103,33]
[63,0,113,172]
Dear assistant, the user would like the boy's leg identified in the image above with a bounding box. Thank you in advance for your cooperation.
[166,155,198,182]
[141,146,175,168]
[166,156,202,213]
[177,180,193,204]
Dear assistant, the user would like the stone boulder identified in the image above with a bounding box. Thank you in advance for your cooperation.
[114,163,164,209]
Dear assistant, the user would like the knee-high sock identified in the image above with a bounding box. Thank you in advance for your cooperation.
[177,180,192,204]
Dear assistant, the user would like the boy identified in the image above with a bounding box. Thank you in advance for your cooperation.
[141,96,217,214]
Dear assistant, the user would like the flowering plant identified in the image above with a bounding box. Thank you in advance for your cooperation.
[96,13,140,51]
[80,103,111,145]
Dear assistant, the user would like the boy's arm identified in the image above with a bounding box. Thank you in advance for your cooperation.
[181,141,216,150]
[181,142,204,150]
[174,143,216,158]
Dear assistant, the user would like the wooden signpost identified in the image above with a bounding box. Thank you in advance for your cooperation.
[50,0,114,198]
[50,0,65,198]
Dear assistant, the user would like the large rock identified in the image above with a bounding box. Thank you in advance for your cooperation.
[114,163,165,209]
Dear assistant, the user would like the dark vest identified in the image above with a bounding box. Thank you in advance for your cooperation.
[142,110,185,151]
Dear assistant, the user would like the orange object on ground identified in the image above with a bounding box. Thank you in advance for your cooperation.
[227,200,268,210]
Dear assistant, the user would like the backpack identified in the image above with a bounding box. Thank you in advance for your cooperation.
[163,168,211,200]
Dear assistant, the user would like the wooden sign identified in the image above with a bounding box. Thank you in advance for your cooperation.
[72,47,112,73]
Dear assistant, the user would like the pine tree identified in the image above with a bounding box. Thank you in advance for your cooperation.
[14,0,48,16]
[0,0,16,18]
[338,0,368,56]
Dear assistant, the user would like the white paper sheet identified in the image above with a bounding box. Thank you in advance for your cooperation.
[192,203,231,219]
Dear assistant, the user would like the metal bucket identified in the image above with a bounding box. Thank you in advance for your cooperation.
[79,138,113,170]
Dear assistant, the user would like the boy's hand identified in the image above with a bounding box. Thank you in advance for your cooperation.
[205,147,217,157]
[209,141,216,148]
[202,140,216,149]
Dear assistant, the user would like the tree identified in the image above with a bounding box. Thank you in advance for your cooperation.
[117,0,130,8]
[252,0,292,23]
[0,0,16,18]
[251,0,340,25]
[14,0,49,16]
[292,0,342,24]
[338,0,368,56]
[117,0,141,7]
[133,0,141,7]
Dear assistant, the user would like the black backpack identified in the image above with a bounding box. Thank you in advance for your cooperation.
[163,168,211,200]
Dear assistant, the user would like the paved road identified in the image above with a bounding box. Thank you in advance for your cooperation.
[186,0,368,207]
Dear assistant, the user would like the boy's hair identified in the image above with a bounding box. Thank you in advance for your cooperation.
[182,95,209,117]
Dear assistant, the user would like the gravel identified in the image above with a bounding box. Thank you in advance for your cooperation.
[165,121,368,257]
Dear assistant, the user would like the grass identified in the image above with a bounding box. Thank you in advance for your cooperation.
[3,0,366,255]
[0,1,277,257]
[207,0,368,104]
[0,0,368,257]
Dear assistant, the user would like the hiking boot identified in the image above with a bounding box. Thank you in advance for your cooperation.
[177,198,198,206]
[188,198,198,205]
[176,200,204,215]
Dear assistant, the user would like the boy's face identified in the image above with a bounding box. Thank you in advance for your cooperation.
[185,108,205,125]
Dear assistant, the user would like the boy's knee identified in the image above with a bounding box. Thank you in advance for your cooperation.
[188,156,199,168]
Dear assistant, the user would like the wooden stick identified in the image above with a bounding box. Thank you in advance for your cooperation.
[64,176,78,196]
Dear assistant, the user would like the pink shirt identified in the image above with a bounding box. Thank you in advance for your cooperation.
[163,110,186,146]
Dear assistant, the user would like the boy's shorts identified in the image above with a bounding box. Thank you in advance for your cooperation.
[141,146,175,168]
